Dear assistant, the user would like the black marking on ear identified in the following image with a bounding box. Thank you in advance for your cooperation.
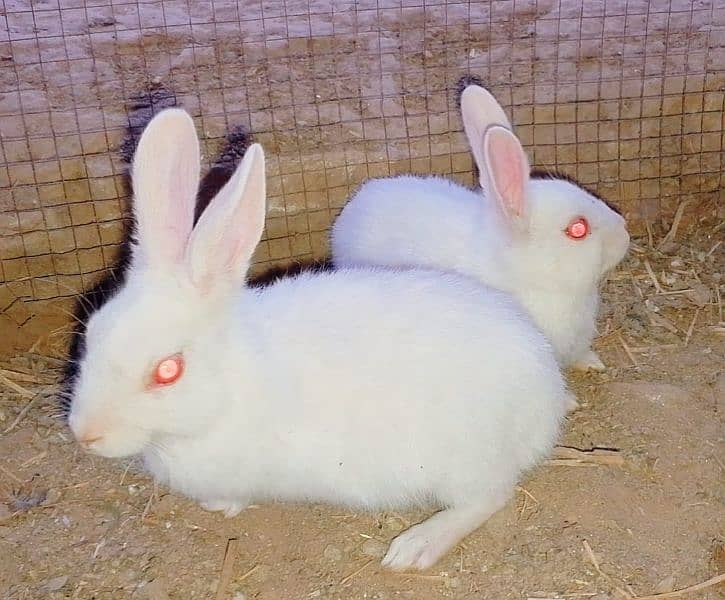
[119,86,179,163]
[529,169,624,216]
[454,74,488,184]
[454,74,486,109]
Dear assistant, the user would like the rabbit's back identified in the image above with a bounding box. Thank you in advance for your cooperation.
[230,268,566,509]
[332,176,499,279]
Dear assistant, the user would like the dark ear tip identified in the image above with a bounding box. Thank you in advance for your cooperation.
[120,86,178,164]
[455,74,486,107]
[219,125,252,162]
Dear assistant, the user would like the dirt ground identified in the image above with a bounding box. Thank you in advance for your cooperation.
[0,230,723,600]
[1,0,723,596]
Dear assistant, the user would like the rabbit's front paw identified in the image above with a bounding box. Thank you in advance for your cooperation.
[571,349,605,372]
[381,502,506,571]
[381,523,446,571]
[200,499,247,517]
[564,392,580,412]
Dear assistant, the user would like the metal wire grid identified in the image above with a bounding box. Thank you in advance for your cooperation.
[0,0,723,330]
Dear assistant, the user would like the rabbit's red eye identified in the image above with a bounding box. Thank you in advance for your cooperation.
[566,217,589,240]
[153,354,184,386]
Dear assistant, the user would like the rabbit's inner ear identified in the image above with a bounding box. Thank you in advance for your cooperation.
[461,85,512,186]
[481,125,530,231]
[132,109,200,267]
[187,144,267,291]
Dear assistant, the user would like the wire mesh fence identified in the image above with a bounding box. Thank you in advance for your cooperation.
[1,0,724,349]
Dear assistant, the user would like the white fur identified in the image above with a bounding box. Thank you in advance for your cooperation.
[68,109,568,571]
[331,85,630,370]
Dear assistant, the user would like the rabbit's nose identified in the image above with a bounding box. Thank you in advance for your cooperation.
[72,421,105,449]
[69,414,104,448]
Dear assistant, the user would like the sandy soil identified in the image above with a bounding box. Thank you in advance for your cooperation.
[0,235,723,600]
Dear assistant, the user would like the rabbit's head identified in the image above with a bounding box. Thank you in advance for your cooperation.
[461,85,630,291]
[68,109,267,458]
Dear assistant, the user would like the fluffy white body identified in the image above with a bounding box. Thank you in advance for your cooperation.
[331,85,630,370]
[68,109,568,571]
[332,176,606,367]
[144,269,566,528]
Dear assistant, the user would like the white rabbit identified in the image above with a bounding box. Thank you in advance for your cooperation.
[67,108,569,572]
[331,84,630,371]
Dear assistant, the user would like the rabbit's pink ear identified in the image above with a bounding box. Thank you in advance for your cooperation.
[461,85,513,184]
[187,144,266,290]
[132,109,200,267]
[481,125,530,232]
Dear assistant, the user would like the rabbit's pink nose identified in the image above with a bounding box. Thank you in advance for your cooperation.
[68,414,105,448]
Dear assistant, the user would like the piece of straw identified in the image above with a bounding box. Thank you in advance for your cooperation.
[657,200,689,250]
[215,538,241,600]
[633,572,725,600]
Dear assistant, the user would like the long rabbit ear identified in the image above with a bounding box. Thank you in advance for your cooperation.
[131,109,200,267]
[186,144,266,291]
[460,85,513,189]
[481,125,531,233]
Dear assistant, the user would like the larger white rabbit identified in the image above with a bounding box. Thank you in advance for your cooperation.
[331,85,630,370]
[68,109,569,572]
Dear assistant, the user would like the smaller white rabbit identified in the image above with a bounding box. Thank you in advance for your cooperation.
[68,108,569,572]
[331,84,630,371]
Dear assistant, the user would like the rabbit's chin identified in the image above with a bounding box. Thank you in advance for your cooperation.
[84,429,151,459]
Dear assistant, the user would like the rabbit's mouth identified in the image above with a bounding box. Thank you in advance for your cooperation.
[69,412,151,458]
